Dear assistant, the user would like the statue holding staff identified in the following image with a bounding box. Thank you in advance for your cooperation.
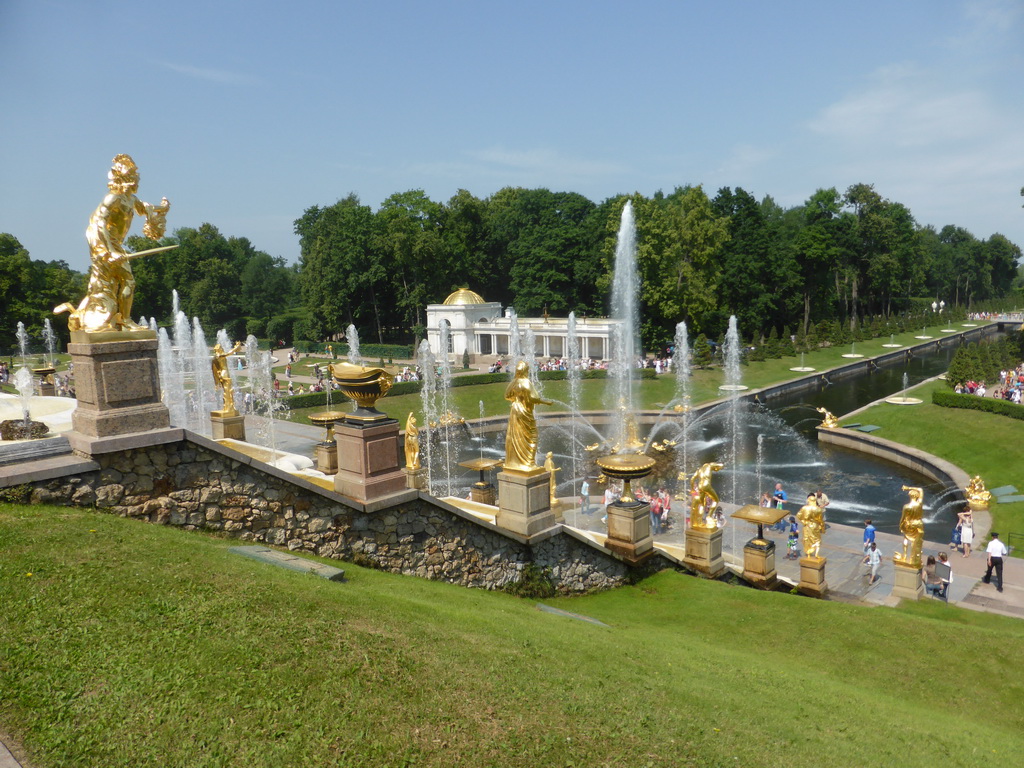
[55,154,173,333]
[503,361,552,472]
[211,341,245,415]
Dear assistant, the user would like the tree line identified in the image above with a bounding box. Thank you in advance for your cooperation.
[2,181,1021,354]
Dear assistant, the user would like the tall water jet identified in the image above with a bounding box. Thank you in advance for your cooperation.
[567,312,582,495]
[416,339,438,493]
[436,320,458,496]
[190,318,216,437]
[245,335,282,459]
[608,200,639,452]
[723,316,743,502]
[524,328,541,392]
[507,309,522,373]
[673,321,692,478]
[157,327,187,429]
[347,324,360,364]
[15,322,29,363]
[42,319,57,370]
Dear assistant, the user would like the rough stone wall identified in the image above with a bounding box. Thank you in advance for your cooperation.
[24,440,635,593]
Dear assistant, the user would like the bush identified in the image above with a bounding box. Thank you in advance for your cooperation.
[503,563,556,599]
[246,317,267,339]
[266,317,293,346]
[932,390,1024,421]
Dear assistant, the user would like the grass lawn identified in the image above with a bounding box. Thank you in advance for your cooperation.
[844,378,1024,546]
[2,503,1023,767]
[287,326,986,426]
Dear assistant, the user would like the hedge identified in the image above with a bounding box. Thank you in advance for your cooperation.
[931,390,1024,421]
[292,341,415,359]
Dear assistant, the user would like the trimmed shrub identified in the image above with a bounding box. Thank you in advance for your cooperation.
[932,390,1024,421]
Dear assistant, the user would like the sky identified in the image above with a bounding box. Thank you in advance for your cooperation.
[1,0,1022,274]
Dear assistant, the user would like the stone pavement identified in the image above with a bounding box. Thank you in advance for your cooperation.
[566,500,1024,616]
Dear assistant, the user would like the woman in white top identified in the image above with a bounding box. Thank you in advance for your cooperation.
[957,508,974,558]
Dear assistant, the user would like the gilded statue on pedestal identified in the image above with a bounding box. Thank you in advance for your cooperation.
[796,494,824,559]
[965,475,991,510]
[894,485,925,568]
[211,341,245,415]
[816,407,839,429]
[689,461,724,530]
[55,154,172,333]
[503,361,552,472]
[544,451,560,505]
[405,412,421,471]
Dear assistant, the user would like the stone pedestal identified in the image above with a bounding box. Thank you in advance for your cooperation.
[683,526,725,578]
[604,500,654,562]
[404,466,428,491]
[211,412,246,441]
[797,556,828,597]
[496,469,556,536]
[742,539,777,589]
[891,559,924,600]
[68,335,170,438]
[315,441,338,475]
[333,419,405,502]
[471,482,496,506]
[38,380,56,397]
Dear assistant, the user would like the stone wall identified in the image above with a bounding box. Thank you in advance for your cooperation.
[21,437,641,594]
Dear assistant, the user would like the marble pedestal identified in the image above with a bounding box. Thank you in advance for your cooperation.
[604,500,654,562]
[891,559,924,600]
[333,419,405,502]
[497,469,555,536]
[742,539,777,589]
[68,335,170,439]
[471,482,497,506]
[404,466,428,491]
[683,526,725,578]
[797,556,828,597]
[211,412,246,441]
[315,441,338,475]
[39,380,56,397]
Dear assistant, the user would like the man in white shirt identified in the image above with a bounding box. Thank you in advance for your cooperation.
[983,532,1009,592]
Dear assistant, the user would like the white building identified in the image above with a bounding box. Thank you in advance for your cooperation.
[425,288,619,362]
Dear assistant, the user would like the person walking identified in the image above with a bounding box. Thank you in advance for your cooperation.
[863,519,876,553]
[771,483,788,531]
[983,532,1008,592]
[579,478,592,515]
[863,542,882,584]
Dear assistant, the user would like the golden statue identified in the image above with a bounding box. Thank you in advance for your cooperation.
[965,475,992,510]
[816,407,839,429]
[796,494,824,559]
[404,412,421,471]
[503,361,552,472]
[211,341,244,416]
[544,451,560,506]
[689,461,724,530]
[894,485,925,568]
[55,154,172,333]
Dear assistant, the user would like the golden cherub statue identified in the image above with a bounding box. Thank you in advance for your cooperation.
[211,341,245,416]
[503,361,552,472]
[55,154,172,333]
[405,412,421,471]
[894,485,925,568]
[689,461,724,530]
[965,475,991,510]
[816,407,839,429]
[796,494,824,559]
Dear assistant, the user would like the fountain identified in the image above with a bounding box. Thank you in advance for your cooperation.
[841,342,864,359]
[885,372,923,405]
[915,326,933,340]
[608,200,639,452]
[347,323,360,364]
[790,351,815,372]
[882,334,902,349]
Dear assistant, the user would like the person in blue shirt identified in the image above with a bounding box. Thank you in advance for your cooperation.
[771,483,788,530]
[863,519,876,553]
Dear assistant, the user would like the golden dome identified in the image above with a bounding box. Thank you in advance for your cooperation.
[443,288,486,305]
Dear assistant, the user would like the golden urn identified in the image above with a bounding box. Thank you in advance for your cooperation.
[329,362,394,423]
[595,453,656,505]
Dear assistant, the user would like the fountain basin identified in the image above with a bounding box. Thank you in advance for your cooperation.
[718,384,749,392]
[884,396,923,405]
[840,354,865,359]
[0,394,76,438]
[789,366,816,372]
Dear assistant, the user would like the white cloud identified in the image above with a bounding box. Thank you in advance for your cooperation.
[158,61,256,86]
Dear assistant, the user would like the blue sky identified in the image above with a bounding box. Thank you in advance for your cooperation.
[2,0,1022,274]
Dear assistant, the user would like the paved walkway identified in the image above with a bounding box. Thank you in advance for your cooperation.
[565,500,1024,616]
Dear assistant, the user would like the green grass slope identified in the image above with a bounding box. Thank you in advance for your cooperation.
[3,504,1021,768]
